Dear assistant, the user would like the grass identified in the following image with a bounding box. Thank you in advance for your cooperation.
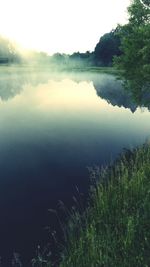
[45,143,150,267]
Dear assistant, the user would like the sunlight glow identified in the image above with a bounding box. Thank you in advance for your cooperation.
[2,79,107,114]
[0,0,130,54]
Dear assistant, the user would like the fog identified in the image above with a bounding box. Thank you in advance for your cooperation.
[0,65,149,112]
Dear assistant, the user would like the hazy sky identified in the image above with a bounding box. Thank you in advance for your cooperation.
[0,0,130,55]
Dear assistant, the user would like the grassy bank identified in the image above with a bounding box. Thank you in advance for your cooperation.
[0,64,119,75]
[45,144,150,267]
[59,66,119,75]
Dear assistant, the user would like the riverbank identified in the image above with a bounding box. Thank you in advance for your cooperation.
[0,63,119,75]
[60,66,119,75]
[47,143,150,267]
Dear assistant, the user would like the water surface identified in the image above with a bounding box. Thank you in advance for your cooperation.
[0,67,150,265]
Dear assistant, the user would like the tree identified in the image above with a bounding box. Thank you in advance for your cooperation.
[0,36,21,63]
[114,0,150,103]
[94,29,122,66]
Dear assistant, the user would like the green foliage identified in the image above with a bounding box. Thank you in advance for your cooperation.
[49,30,121,68]
[0,36,21,64]
[114,0,150,103]
[57,144,150,267]
[94,29,122,66]
[128,0,150,25]
[49,51,94,69]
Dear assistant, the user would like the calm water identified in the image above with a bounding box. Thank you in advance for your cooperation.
[0,67,150,265]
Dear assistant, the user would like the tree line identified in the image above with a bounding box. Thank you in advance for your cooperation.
[49,30,122,68]
[0,29,122,67]
[114,0,150,103]
[0,36,22,63]
[0,0,149,100]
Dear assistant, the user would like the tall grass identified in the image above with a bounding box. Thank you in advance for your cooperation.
[55,144,150,267]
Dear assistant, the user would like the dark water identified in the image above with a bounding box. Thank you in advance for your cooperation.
[0,67,150,265]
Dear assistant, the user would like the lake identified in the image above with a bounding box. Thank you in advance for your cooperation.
[0,66,150,266]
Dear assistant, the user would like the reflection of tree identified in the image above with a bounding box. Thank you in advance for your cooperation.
[0,69,94,101]
[0,75,24,101]
[1,69,150,113]
[65,72,147,112]
[63,72,150,111]
[93,75,150,111]
[93,75,139,113]
[0,70,51,101]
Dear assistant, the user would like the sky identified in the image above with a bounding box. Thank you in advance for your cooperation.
[0,0,131,55]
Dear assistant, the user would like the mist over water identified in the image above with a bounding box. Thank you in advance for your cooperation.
[0,67,150,265]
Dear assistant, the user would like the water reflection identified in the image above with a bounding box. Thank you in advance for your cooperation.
[0,68,150,265]
[0,67,149,113]
[93,75,138,113]
[0,66,56,101]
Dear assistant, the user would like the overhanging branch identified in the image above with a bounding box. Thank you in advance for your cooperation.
[139,0,150,9]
